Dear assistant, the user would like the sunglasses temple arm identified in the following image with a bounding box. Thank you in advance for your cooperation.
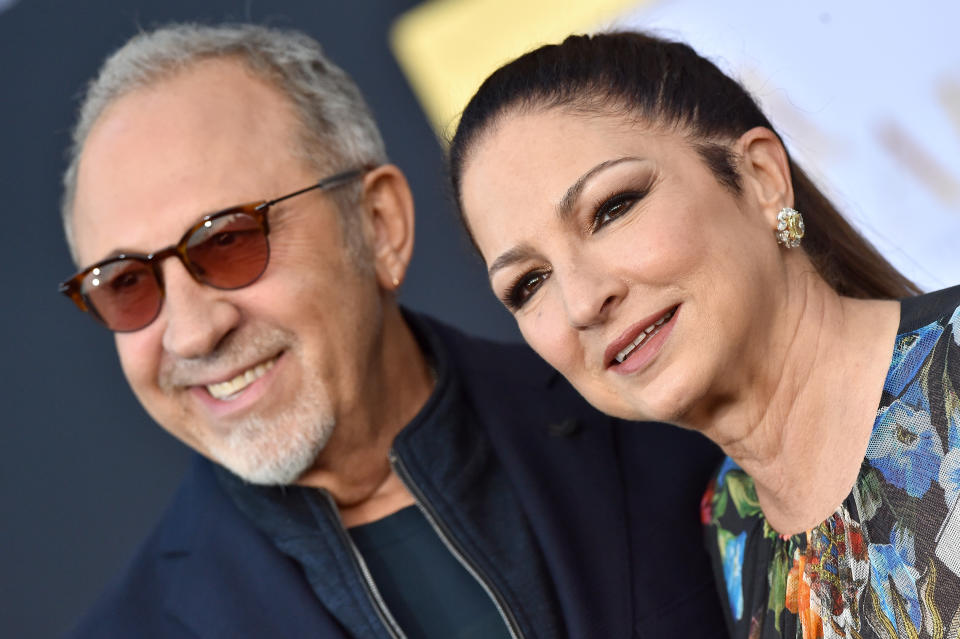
[263,168,369,209]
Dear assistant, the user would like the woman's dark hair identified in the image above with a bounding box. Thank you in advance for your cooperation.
[449,31,920,299]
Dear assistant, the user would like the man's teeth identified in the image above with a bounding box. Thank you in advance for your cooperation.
[614,309,675,364]
[206,358,277,400]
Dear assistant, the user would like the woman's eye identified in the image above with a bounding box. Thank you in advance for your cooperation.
[503,270,551,310]
[592,191,644,231]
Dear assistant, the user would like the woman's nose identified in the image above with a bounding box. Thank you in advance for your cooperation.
[559,261,624,330]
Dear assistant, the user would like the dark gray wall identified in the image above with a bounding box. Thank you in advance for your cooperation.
[0,1,519,635]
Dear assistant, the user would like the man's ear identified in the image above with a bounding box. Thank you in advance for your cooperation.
[735,127,795,226]
[360,164,415,290]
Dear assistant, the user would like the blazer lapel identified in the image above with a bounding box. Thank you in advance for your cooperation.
[156,458,348,639]
[453,344,633,639]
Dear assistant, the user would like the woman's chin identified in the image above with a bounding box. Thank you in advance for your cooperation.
[585,385,692,426]
[562,365,698,424]
[579,391,657,422]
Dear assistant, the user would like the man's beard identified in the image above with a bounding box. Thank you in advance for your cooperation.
[213,379,336,485]
[159,325,337,485]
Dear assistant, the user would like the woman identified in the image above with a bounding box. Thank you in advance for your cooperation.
[448,31,960,639]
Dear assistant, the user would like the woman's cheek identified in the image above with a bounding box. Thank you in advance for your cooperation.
[521,305,581,377]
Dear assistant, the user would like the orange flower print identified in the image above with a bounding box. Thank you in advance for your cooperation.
[784,549,824,639]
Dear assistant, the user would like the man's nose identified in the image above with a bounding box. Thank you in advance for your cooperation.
[159,260,240,359]
[559,261,624,330]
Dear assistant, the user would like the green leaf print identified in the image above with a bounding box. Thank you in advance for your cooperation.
[890,576,921,639]
[857,467,884,521]
[918,558,943,639]
[714,481,729,521]
[766,542,790,632]
[727,471,762,518]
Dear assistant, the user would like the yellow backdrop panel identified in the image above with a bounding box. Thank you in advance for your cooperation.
[390,0,642,140]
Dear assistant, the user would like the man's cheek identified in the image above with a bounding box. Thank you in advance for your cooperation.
[116,336,161,403]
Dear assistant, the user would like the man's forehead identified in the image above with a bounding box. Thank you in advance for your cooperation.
[71,59,308,263]
[83,58,298,157]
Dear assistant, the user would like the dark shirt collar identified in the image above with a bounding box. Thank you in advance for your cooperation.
[212,311,563,639]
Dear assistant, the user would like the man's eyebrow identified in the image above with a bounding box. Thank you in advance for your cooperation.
[556,156,645,220]
[487,243,537,279]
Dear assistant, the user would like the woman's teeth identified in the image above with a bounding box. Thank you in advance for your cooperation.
[206,357,277,400]
[614,308,675,364]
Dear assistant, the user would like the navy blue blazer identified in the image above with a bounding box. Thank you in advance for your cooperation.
[68,318,727,638]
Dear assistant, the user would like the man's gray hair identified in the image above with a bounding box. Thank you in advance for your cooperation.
[61,23,388,263]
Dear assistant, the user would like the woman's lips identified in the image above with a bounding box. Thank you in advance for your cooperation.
[604,305,679,370]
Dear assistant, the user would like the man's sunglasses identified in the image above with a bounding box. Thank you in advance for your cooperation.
[59,167,371,332]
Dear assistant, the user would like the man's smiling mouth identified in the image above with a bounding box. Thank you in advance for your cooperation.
[206,356,279,400]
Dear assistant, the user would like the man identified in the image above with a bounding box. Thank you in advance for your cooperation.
[59,23,726,638]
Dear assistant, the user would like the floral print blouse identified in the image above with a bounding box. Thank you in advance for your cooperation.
[704,287,960,639]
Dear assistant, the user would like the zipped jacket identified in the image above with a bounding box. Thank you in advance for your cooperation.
[67,315,728,639]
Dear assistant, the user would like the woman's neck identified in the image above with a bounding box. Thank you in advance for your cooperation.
[696,277,900,535]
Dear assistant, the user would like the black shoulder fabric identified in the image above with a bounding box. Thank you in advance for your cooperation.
[899,284,960,333]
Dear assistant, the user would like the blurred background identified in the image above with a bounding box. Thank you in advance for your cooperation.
[1,0,957,635]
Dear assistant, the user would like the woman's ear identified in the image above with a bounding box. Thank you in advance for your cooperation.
[735,127,795,225]
[359,164,416,291]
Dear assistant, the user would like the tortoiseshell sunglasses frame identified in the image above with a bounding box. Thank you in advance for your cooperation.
[59,166,372,331]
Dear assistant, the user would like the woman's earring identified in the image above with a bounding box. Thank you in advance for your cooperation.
[775,207,805,248]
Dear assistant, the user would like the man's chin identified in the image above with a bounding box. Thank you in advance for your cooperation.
[221,448,317,486]
[211,417,334,486]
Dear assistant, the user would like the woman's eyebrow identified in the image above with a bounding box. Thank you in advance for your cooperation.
[488,157,647,280]
[488,243,536,279]
[556,156,645,220]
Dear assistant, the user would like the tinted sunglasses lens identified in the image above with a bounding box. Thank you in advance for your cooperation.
[82,259,162,332]
[186,211,269,289]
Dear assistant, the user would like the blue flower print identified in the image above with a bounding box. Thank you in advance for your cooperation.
[946,306,960,449]
[891,522,917,566]
[716,456,741,489]
[885,321,943,397]
[868,531,922,630]
[866,399,944,497]
[719,529,747,621]
[886,321,943,397]
[950,306,960,348]
[940,447,960,510]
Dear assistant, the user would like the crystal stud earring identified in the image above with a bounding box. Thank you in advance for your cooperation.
[776,207,805,248]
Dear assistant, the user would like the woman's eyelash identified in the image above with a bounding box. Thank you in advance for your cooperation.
[591,190,647,231]
[498,187,647,311]
[501,269,551,311]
